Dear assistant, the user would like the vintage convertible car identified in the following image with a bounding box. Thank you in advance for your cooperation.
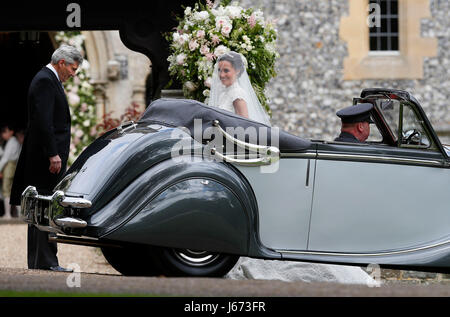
[21,88,450,276]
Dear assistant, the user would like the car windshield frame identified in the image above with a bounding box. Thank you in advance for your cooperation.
[354,92,446,157]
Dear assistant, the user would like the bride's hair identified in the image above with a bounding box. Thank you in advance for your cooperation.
[217,52,245,77]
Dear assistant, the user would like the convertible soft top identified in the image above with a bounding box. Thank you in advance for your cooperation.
[140,98,311,152]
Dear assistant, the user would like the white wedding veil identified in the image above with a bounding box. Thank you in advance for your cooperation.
[208,51,271,126]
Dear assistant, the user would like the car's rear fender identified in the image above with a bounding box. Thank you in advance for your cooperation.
[86,157,278,257]
[56,125,201,215]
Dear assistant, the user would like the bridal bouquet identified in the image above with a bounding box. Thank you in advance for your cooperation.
[166,0,278,115]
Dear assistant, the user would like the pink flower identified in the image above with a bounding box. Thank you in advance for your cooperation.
[211,34,220,45]
[221,23,232,37]
[248,14,256,28]
[200,44,210,55]
[215,16,231,30]
[196,30,205,39]
[90,126,97,137]
[189,39,199,51]
[205,53,215,61]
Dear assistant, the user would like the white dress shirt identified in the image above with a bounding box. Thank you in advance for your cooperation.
[46,63,60,81]
[46,63,65,90]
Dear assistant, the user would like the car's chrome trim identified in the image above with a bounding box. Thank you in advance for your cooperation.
[280,152,317,159]
[211,148,276,166]
[54,217,88,229]
[210,120,280,166]
[21,186,92,232]
[117,120,137,134]
[60,196,92,208]
[281,151,444,167]
[316,152,444,167]
[277,239,450,257]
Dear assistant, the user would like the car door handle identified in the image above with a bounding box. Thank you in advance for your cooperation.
[306,159,310,187]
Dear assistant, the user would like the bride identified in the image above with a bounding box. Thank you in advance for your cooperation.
[208,51,271,126]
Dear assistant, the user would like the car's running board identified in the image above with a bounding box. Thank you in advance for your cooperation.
[48,234,122,248]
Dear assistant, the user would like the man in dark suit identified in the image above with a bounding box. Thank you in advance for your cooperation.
[10,44,83,272]
[334,103,374,143]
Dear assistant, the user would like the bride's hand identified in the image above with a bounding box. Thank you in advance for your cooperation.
[233,99,249,119]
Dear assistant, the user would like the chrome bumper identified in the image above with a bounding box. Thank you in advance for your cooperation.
[21,186,92,234]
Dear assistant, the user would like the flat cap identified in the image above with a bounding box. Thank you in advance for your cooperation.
[336,103,374,124]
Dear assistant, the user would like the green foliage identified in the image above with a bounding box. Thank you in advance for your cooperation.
[166,1,278,116]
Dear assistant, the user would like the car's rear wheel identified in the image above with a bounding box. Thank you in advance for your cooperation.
[152,247,239,277]
[101,245,161,276]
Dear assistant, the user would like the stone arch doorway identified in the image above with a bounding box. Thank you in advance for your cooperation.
[82,31,110,121]
[82,30,151,119]
[0,32,55,130]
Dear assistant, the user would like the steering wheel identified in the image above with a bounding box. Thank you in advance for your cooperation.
[403,129,421,144]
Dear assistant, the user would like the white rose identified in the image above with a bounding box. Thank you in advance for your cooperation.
[193,10,209,21]
[68,92,80,106]
[226,6,242,19]
[203,89,210,97]
[215,16,231,30]
[204,77,212,88]
[212,6,226,17]
[254,9,265,24]
[173,32,180,42]
[180,34,190,45]
[214,45,230,57]
[184,7,192,15]
[200,45,210,55]
[184,81,197,92]
[176,53,186,65]
[75,129,83,138]
[81,59,90,70]
[83,119,91,127]
[221,22,232,37]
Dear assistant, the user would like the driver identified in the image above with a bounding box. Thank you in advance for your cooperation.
[334,103,374,143]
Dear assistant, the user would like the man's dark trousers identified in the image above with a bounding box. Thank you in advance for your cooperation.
[11,66,71,269]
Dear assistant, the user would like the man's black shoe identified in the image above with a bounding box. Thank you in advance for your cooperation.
[48,266,73,273]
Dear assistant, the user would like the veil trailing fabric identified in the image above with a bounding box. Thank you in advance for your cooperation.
[208,52,271,126]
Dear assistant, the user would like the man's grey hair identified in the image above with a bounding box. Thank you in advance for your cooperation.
[51,44,83,65]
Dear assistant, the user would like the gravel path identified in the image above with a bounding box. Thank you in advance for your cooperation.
[1,223,450,297]
[0,223,118,275]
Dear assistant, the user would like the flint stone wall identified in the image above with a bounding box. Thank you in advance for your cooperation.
[240,0,450,143]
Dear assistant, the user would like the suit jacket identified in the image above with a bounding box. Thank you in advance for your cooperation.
[10,67,71,205]
[334,131,361,143]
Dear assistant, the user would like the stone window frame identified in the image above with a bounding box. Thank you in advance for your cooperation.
[339,0,437,80]
[368,0,399,52]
